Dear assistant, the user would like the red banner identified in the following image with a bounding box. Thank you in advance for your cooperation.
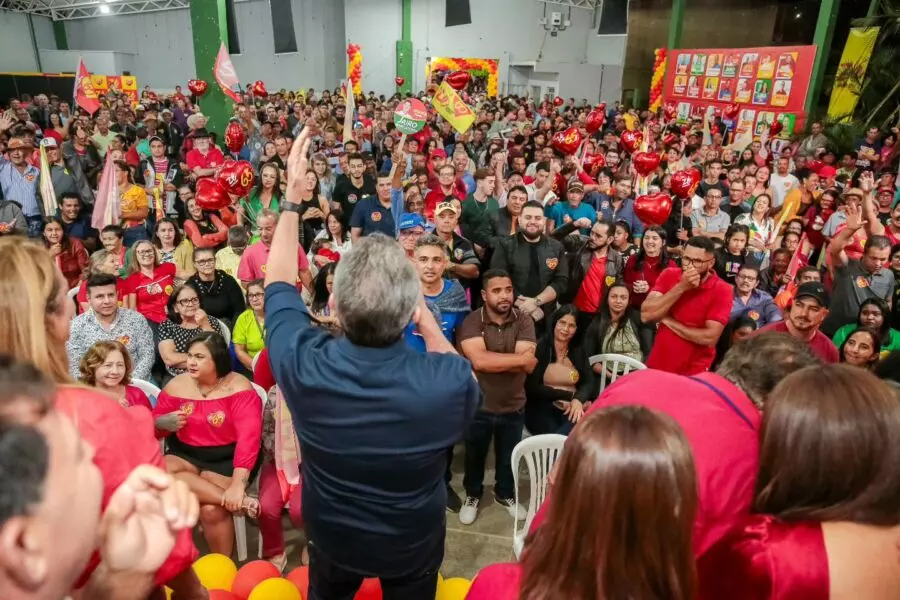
[663,45,817,138]
[73,57,101,115]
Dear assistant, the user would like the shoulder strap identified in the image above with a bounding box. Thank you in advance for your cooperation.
[689,376,755,430]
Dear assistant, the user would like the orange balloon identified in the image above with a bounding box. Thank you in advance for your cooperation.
[231,561,282,600]
[285,566,310,599]
[208,591,241,600]
[355,578,382,600]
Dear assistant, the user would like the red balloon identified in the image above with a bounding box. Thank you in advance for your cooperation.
[584,109,606,134]
[633,151,661,177]
[355,578,383,600]
[445,71,471,91]
[770,120,784,137]
[224,121,246,154]
[286,567,309,599]
[394,76,405,87]
[671,168,702,200]
[251,80,268,98]
[195,178,231,211]
[231,561,281,600]
[553,96,564,107]
[583,153,606,177]
[217,160,256,198]
[187,79,208,97]
[595,102,607,113]
[551,127,583,156]
[208,591,240,600]
[620,130,644,155]
[663,100,677,120]
[634,193,673,226]
[807,159,824,173]
[724,103,740,119]
[662,132,678,147]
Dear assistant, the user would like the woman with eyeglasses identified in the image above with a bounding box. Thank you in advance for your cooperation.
[122,239,176,334]
[186,247,245,330]
[233,279,267,371]
[158,284,223,376]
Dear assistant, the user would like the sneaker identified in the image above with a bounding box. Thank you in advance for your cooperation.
[494,494,526,521]
[458,496,480,525]
[446,484,463,513]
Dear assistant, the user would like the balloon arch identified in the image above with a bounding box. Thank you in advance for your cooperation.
[426,57,500,97]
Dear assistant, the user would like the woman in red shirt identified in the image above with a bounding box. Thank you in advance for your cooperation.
[622,225,670,308]
[154,331,262,557]
[76,249,126,313]
[123,239,176,328]
[698,365,900,600]
[467,405,698,600]
[78,340,153,411]
[43,216,89,289]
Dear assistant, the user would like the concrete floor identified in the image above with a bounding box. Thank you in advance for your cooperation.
[218,443,526,579]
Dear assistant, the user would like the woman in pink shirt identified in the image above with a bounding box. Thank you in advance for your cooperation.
[467,405,698,600]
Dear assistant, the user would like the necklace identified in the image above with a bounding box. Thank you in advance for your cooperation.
[196,377,225,398]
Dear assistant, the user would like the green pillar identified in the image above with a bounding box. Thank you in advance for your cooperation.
[190,0,231,135]
[53,20,68,51]
[667,0,685,50]
[395,0,412,95]
[805,0,841,119]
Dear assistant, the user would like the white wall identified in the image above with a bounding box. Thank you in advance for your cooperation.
[64,0,346,90]
[0,10,56,72]
[39,50,134,75]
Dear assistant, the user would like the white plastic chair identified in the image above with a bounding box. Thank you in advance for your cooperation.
[66,286,79,303]
[131,378,161,408]
[511,434,566,559]
[251,351,261,374]
[214,318,231,347]
[233,382,270,562]
[588,353,647,395]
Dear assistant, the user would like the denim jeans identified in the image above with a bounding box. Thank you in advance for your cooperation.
[123,223,149,249]
[463,408,524,500]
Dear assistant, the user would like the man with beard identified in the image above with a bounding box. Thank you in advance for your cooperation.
[730,265,781,326]
[333,152,376,219]
[238,210,313,290]
[490,200,569,334]
[58,192,99,252]
[457,269,537,525]
[641,236,732,374]
[757,281,838,363]
[570,221,623,329]
[482,184,528,250]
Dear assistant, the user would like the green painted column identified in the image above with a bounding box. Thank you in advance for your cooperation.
[667,0,685,50]
[395,0,412,95]
[805,0,841,119]
[190,0,231,135]
[53,20,68,51]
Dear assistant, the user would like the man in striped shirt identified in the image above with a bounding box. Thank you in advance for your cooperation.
[0,115,41,237]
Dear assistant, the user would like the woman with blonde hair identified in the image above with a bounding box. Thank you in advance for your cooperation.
[0,236,202,596]
[76,248,124,312]
[468,405,698,600]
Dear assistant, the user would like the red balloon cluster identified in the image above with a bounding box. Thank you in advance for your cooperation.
[445,71,471,91]
[346,43,361,56]
[585,109,606,134]
[195,178,231,212]
[671,168,702,199]
[648,48,667,114]
[620,130,643,155]
[224,121,246,154]
[633,151,661,177]
[251,80,268,98]
[553,96,564,107]
[635,192,673,226]
[194,160,256,211]
[551,127,583,155]
[187,79,208,97]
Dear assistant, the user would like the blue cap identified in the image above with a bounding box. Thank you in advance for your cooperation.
[397,212,426,231]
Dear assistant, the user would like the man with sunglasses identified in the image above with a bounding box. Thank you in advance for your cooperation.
[641,236,732,374]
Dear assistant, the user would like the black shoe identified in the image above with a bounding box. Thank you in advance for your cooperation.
[446,484,463,513]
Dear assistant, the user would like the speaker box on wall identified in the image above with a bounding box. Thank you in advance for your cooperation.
[598,0,628,35]
[446,0,472,27]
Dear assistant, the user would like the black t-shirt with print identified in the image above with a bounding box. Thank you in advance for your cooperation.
[333,174,376,220]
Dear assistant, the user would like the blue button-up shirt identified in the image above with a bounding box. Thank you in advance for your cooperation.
[730,288,783,326]
[587,193,645,237]
[0,158,40,216]
[265,282,479,576]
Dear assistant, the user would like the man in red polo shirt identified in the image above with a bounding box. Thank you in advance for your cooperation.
[757,281,838,363]
[641,236,733,374]
[185,128,225,182]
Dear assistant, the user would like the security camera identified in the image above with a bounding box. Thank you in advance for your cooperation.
[550,12,562,26]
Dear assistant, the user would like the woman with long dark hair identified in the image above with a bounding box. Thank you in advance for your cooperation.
[833,298,900,356]
[524,305,592,434]
[714,224,750,286]
[309,262,339,332]
[468,405,698,600]
[42,216,89,289]
[839,326,882,370]
[622,225,669,308]
[612,220,636,260]
[183,197,228,250]
[297,170,330,251]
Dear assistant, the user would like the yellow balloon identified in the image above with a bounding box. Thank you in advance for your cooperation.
[192,553,238,591]
[437,577,472,600]
[247,577,301,600]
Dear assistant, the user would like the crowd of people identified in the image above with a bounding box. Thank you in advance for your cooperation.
[1,79,900,600]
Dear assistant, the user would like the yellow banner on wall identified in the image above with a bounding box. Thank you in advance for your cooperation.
[827,27,879,122]
[431,81,475,134]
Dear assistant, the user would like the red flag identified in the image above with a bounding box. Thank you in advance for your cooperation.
[774,233,809,311]
[73,57,101,115]
[214,42,242,103]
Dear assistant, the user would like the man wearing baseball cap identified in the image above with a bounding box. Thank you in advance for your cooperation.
[396,212,427,257]
[433,201,480,292]
[36,137,94,206]
[0,116,42,236]
[757,282,838,363]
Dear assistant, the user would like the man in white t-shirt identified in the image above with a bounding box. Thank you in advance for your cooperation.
[768,156,799,210]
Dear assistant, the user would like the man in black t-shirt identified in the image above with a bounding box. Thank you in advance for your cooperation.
[698,159,729,199]
[332,152,376,219]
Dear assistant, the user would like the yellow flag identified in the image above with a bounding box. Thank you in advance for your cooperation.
[431,81,475,134]
[828,27,879,122]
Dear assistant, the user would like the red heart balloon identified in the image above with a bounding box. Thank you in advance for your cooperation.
[553,96,564,107]
[445,71,471,91]
[770,120,784,137]
[633,151,661,177]
[596,102,607,113]
[807,159,824,173]
[663,132,678,147]
[585,109,606,134]
[620,130,644,155]
[216,160,256,197]
[634,193,673,226]
[671,168,702,200]
[223,121,246,154]
[663,100,677,120]
[187,79,208,97]
[195,178,231,211]
[724,103,740,119]
[583,153,606,177]
[551,127,583,156]
[251,80,268,97]
[394,76,405,87]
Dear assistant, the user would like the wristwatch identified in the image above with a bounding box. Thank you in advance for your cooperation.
[281,200,303,214]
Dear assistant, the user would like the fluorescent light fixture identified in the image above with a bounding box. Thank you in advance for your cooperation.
[99,3,110,13]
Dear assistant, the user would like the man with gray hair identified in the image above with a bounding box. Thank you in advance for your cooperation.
[264,129,479,599]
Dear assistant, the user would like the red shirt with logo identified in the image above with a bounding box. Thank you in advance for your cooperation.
[122,262,177,323]
[186,147,226,178]
[574,255,607,313]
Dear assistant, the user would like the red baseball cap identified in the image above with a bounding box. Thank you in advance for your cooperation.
[430,148,447,159]
[817,165,836,178]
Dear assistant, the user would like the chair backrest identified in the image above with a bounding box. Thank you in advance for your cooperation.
[512,433,567,549]
[250,351,260,374]
[251,382,268,411]
[589,353,646,395]
[131,378,162,408]
[215,318,231,346]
